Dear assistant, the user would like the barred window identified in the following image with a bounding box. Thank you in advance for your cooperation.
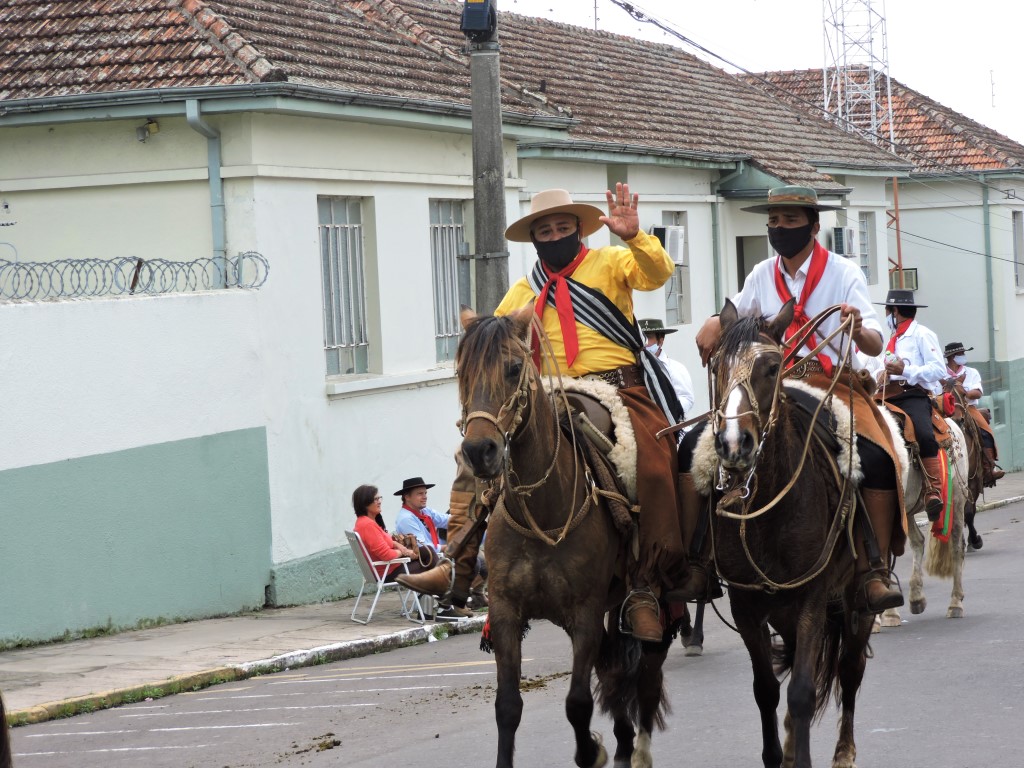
[657,211,691,325]
[430,200,467,362]
[1014,210,1023,290]
[318,197,368,375]
[857,212,876,284]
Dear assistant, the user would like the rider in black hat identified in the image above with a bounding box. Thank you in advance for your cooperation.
[875,289,947,520]
[943,342,1004,486]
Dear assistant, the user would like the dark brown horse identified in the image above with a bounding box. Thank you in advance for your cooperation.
[458,305,672,768]
[699,299,875,768]
[943,381,985,550]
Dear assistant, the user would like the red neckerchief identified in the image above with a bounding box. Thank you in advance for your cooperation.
[404,504,438,548]
[885,318,913,354]
[773,240,832,376]
[534,246,588,368]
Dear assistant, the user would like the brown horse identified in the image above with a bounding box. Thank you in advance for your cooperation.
[943,382,985,550]
[1,691,11,768]
[695,298,876,768]
[458,306,672,768]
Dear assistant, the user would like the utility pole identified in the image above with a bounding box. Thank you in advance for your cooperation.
[461,0,508,314]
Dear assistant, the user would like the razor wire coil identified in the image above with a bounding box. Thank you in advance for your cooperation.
[0,252,269,301]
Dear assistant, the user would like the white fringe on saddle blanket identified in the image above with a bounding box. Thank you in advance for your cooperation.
[690,379,909,496]
[544,375,638,502]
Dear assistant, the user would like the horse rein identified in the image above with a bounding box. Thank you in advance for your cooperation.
[462,316,596,547]
[709,308,860,592]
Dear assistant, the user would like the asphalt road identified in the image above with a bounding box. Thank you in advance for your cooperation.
[10,502,1023,767]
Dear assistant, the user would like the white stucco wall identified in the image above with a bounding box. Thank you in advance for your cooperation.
[0,291,265,472]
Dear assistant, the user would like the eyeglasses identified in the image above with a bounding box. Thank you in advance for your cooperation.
[373,495,383,502]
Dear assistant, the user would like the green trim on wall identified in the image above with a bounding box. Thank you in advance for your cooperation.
[267,546,362,607]
[0,428,272,646]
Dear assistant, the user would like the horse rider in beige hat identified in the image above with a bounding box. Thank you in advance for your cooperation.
[399,183,688,642]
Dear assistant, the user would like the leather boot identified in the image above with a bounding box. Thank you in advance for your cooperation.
[856,488,904,613]
[920,455,945,521]
[397,490,478,599]
[983,447,1005,487]
[468,573,488,608]
[664,473,711,602]
[624,590,663,642]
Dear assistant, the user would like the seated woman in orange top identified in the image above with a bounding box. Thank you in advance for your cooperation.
[352,484,433,581]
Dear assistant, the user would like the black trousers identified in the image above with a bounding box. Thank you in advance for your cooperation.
[888,390,939,458]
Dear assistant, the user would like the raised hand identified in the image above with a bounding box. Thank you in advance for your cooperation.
[600,182,640,240]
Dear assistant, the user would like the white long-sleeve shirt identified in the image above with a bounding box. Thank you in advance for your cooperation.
[886,319,945,394]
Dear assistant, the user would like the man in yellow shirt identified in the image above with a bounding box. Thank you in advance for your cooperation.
[399,185,686,641]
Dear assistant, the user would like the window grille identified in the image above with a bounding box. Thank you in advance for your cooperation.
[430,200,466,362]
[656,212,691,325]
[856,212,875,284]
[1014,210,1023,290]
[318,197,368,375]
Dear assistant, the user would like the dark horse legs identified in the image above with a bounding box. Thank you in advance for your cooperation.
[491,606,526,768]
[732,596,784,768]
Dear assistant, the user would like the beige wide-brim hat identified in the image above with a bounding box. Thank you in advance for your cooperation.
[505,189,605,243]
[741,185,843,214]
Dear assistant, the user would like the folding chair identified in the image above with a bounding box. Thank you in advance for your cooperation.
[345,530,426,625]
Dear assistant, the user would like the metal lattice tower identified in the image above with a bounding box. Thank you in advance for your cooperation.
[822,0,895,150]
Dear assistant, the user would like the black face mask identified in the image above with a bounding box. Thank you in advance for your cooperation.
[767,222,815,259]
[533,231,582,270]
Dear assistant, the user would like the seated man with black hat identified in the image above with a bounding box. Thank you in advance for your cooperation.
[875,289,947,519]
[943,342,1004,487]
[640,317,695,421]
[399,183,687,642]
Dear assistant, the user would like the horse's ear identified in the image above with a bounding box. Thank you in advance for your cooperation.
[510,302,536,337]
[460,305,478,330]
[768,298,796,341]
[719,298,739,334]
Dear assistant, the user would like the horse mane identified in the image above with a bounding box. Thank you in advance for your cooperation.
[456,314,530,405]
[719,313,774,360]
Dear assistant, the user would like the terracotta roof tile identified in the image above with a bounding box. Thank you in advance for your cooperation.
[0,1,909,186]
[741,69,1024,173]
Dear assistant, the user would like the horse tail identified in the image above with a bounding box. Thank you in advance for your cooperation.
[815,606,846,722]
[593,621,669,731]
[925,532,956,578]
[0,691,12,768]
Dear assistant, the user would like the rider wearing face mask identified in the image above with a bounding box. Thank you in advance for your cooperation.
[640,317,695,422]
[944,341,1004,487]
[689,186,905,614]
[400,185,687,642]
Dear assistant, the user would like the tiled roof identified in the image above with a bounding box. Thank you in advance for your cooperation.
[0,0,909,186]
[741,69,1024,173]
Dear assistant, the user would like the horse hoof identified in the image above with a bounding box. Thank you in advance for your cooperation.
[910,598,926,615]
[683,643,704,657]
[580,732,607,768]
[969,534,983,550]
[880,609,902,628]
[947,606,964,619]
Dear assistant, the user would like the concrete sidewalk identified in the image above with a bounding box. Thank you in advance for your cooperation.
[3,471,1022,727]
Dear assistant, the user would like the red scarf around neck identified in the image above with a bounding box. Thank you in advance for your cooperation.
[534,246,588,368]
[773,240,832,376]
[886,318,913,354]
[404,505,438,548]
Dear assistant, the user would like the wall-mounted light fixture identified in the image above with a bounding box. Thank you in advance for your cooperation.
[136,119,160,143]
[0,199,16,227]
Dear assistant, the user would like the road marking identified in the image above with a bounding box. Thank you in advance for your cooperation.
[16,745,214,757]
[194,685,448,701]
[121,703,375,718]
[268,670,493,685]
[26,730,139,738]
[151,722,294,732]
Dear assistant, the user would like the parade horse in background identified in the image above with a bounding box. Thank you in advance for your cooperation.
[458,305,673,768]
[879,411,969,626]
[1,691,12,768]
[942,380,985,550]
[692,298,876,768]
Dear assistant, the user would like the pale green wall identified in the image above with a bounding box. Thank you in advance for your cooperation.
[0,428,272,646]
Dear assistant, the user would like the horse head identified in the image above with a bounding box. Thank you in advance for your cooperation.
[456,304,539,479]
[712,298,794,470]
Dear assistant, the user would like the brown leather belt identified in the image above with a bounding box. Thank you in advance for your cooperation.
[881,380,928,399]
[585,364,645,389]
[787,359,853,379]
